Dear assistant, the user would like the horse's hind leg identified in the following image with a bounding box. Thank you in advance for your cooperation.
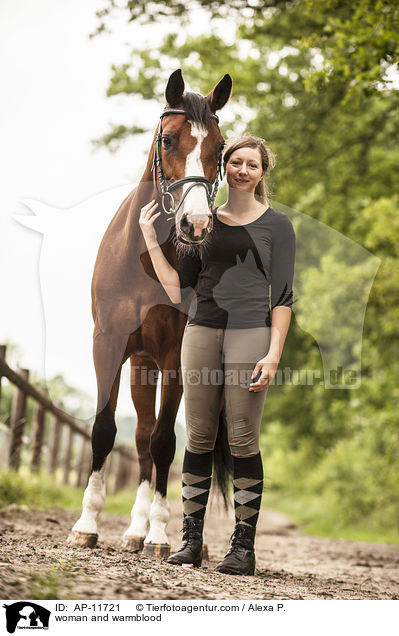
[67,330,126,548]
[122,355,158,550]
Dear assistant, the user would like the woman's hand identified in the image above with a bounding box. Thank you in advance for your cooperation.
[139,199,161,247]
[249,353,279,392]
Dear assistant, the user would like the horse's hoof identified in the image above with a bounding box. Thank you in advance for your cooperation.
[202,544,209,561]
[142,543,170,558]
[66,531,98,548]
[121,535,145,552]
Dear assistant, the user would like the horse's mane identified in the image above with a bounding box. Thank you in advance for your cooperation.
[182,92,213,128]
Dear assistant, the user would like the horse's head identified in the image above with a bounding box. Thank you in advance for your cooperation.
[153,69,232,245]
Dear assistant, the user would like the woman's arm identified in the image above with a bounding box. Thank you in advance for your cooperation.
[250,213,296,392]
[139,200,182,304]
[249,307,292,392]
[268,306,292,360]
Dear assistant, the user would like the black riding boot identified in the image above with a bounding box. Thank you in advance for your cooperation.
[167,516,203,568]
[215,521,256,575]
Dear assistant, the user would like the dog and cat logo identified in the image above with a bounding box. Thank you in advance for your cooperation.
[2,603,50,633]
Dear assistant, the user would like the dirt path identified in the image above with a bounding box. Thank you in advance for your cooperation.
[1,500,399,600]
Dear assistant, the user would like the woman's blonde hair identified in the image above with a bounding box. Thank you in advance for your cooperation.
[223,135,276,203]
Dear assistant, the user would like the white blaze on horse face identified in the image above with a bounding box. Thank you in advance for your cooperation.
[71,468,106,535]
[181,122,212,232]
[123,480,151,539]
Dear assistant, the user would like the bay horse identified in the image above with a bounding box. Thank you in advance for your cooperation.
[67,69,233,555]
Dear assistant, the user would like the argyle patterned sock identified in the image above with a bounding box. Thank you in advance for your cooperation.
[182,449,213,520]
[233,452,264,528]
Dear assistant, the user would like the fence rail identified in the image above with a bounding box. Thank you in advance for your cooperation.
[0,345,138,492]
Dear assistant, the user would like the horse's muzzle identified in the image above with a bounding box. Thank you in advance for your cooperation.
[178,212,213,244]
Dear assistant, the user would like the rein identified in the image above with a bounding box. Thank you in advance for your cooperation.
[151,108,223,216]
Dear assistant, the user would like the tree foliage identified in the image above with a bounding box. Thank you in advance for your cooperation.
[93,0,399,95]
[301,0,399,96]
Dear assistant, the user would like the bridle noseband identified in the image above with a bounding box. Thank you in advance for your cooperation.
[151,108,223,217]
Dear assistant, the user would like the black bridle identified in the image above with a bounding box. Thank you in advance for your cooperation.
[151,108,223,217]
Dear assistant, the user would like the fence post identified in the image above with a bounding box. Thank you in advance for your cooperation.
[0,345,6,408]
[129,453,138,487]
[125,454,133,489]
[48,406,62,475]
[63,425,74,485]
[8,368,29,470]
[30,389,47,473]
[76,436,86,488]
[106,451,115,493]
[76,438,91,488]
[114,453,128,493]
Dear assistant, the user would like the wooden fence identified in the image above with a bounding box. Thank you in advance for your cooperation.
[0,345,138,493]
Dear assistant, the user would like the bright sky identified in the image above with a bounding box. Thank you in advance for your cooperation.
[0,0,235,419]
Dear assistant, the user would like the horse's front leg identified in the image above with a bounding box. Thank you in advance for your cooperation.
[122,356,157,551]
[67,330,124,548]
[143,362,182,557]
[67,399,118,547]
[67,466,106,547]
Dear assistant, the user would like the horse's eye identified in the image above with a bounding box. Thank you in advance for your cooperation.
[162,136,171,147]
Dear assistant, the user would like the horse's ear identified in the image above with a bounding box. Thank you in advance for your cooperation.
[206,74,233,113]
[165,69,185,107]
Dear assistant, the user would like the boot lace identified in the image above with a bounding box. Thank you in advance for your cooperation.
[226,524,254,557]
[180,518,202,549]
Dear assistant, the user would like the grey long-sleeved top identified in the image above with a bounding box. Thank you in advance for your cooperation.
[177,207,296,329]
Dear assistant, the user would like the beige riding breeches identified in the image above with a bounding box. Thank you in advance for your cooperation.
[181,324,271,457]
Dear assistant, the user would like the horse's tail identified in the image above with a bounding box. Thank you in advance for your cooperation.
[213,403,233,508]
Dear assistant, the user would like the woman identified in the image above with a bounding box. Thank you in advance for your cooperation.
[139,135,295,575]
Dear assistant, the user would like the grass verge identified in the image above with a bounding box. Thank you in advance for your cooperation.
[0,469,181,516]
[262,490,399,545]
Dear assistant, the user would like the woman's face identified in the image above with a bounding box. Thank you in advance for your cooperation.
[225,146,263,194]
